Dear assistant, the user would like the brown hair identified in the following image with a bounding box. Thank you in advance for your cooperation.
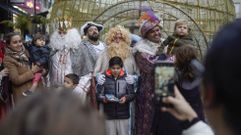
[4,32,21,45]
[0,89,105,135]
[65,73,79,84]
[175,45,198,81]
[33,33,45,44]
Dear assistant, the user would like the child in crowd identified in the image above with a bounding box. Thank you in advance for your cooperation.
[174,45,205,120]
[64,73,86,103]
[163,19,194,55]
[22,33,50,96]
[96,56,135,135]
[64,73,79,90]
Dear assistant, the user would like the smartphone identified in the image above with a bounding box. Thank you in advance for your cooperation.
[154,61,175,106]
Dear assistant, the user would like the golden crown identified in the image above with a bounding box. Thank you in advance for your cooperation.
[54,16,72,32]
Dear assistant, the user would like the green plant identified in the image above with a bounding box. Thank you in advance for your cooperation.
[32,15,50,24]
[0,15,49,34]
[15,15,30,31]
[0,15,29,33]
[0,20,14,28]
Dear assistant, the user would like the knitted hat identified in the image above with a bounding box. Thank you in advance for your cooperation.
[80,21,104,36]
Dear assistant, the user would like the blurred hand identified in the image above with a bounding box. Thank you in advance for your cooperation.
[125,74,135,84]
[0,68,9,77]
[41,68,48,76]
[96,73,105,85]
[119,96,127,104]
[103,97,109,104]
[161,86,198,121]
[31,63,41,73]
[163,46,168,54]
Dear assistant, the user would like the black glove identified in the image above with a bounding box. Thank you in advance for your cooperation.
[163,36,176,46]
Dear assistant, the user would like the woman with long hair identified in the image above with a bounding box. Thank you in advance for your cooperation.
[174,45,205,120]
[3,32,42,103]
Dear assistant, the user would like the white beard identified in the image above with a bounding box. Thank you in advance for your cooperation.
[49,28,81,50]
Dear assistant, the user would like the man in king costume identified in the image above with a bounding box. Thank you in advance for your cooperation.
[48,17,81,87]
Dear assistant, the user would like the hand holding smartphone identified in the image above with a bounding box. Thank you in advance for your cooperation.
[154,62,175,107]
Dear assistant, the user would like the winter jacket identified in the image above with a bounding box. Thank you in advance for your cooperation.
[28,44,50,68]
[3,48,43,103]
[97,69,135,120]
[163,35,194,55]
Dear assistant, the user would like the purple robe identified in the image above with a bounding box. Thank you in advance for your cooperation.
[135,52,156,135]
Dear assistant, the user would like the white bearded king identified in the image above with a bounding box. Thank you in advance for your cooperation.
[48,18,81,87]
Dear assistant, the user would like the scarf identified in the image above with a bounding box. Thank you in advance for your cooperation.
[132,39,161,56]
[5,46,29,66]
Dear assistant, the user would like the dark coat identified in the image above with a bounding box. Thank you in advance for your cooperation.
[28,44,50,68]
[97,69,135,120]
[163,35,194,55]
[176,60,205,121]
[152,62,205,135]
[0,41,12,120]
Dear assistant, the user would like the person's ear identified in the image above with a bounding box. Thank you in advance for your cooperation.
[202,84,215,108]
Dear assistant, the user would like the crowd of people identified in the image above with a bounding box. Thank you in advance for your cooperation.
[0,9,241,135]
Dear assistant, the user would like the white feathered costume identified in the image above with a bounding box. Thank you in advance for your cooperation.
[48,28,81,87]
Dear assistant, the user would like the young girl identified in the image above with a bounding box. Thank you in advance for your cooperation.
[22,33,50,96]
[163,19,194,55]
[174,45,205,120]
[152,45,204,135]
[96,56,135,135]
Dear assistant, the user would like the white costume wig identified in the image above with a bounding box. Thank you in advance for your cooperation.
[49,28,81,50]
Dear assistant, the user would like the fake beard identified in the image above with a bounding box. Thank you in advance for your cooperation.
[107,41,131,61]
[49,28,81,50]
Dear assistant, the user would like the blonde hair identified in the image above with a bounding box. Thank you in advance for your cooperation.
[105,25,131,46]
[105,25,132,60]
